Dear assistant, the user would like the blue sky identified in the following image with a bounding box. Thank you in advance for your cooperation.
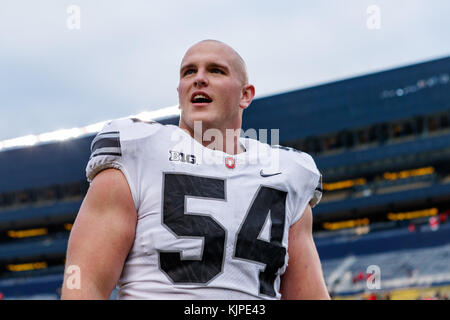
[1,0,449,140]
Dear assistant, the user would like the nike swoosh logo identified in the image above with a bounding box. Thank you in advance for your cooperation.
[260,169,282,177]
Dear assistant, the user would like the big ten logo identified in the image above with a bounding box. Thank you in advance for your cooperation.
[366,265,381,290]
[366,5,381,30]
[169,150,196,165]
[65,265,81,290]
[67,5,81,30]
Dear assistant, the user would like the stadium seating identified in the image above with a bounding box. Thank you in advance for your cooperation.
[318,221,450,296]
[316,222,450,258]
[322,244,450,296]
[0,235,68,263]
[315,182,450,217]
[315,132,450,171]
[0,273,63,299]
[0,200,81,231]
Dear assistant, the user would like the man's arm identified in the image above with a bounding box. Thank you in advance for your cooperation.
[61,168,137,299]
[280,204,330,300]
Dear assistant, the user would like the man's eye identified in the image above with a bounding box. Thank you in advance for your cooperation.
[211,68,224,74]
[183,69,195,76]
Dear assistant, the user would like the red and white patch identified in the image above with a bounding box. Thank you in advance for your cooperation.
[225,157,235,169]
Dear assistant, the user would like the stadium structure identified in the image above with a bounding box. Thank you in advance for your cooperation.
[0,56,449,300]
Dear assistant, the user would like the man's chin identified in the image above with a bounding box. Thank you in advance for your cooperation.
[182,113,218,129]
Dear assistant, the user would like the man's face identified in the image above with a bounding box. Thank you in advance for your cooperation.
[177,41,247,132]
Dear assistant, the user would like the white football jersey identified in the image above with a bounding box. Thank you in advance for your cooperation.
[86,118,322,300]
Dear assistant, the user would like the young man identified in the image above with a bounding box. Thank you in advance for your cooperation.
[61,40,330,300]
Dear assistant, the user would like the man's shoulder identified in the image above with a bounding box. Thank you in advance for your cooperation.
[99,117,168,142]
[270,145,323,209]
[87,118,172,182]
[271,144,320,176]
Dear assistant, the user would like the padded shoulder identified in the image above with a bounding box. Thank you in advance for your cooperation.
[273,145,320,177]
[86,117,163,183]
[274,145,323,209]
[99,117,164,142]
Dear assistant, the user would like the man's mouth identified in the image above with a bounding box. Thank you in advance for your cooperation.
[191,92,212,104]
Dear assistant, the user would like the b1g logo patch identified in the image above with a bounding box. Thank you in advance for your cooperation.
[225,157,235,169]
[169,150,196,165]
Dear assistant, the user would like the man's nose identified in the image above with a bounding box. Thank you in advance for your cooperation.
[194,70,209,87]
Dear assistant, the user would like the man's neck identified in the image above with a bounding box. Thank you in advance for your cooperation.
[180,121,245,155]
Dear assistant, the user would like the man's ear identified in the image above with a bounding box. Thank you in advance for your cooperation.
[240,84,255,110]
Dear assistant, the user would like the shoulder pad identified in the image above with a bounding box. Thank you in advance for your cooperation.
[273,145,322,208]
[86,117,163,182]
[272,145,320,176]
[100,117,164,142]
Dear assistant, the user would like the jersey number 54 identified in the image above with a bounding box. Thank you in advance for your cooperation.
[159,173,287,297]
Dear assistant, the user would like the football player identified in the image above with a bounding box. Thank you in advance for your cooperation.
[61,40,330,300]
